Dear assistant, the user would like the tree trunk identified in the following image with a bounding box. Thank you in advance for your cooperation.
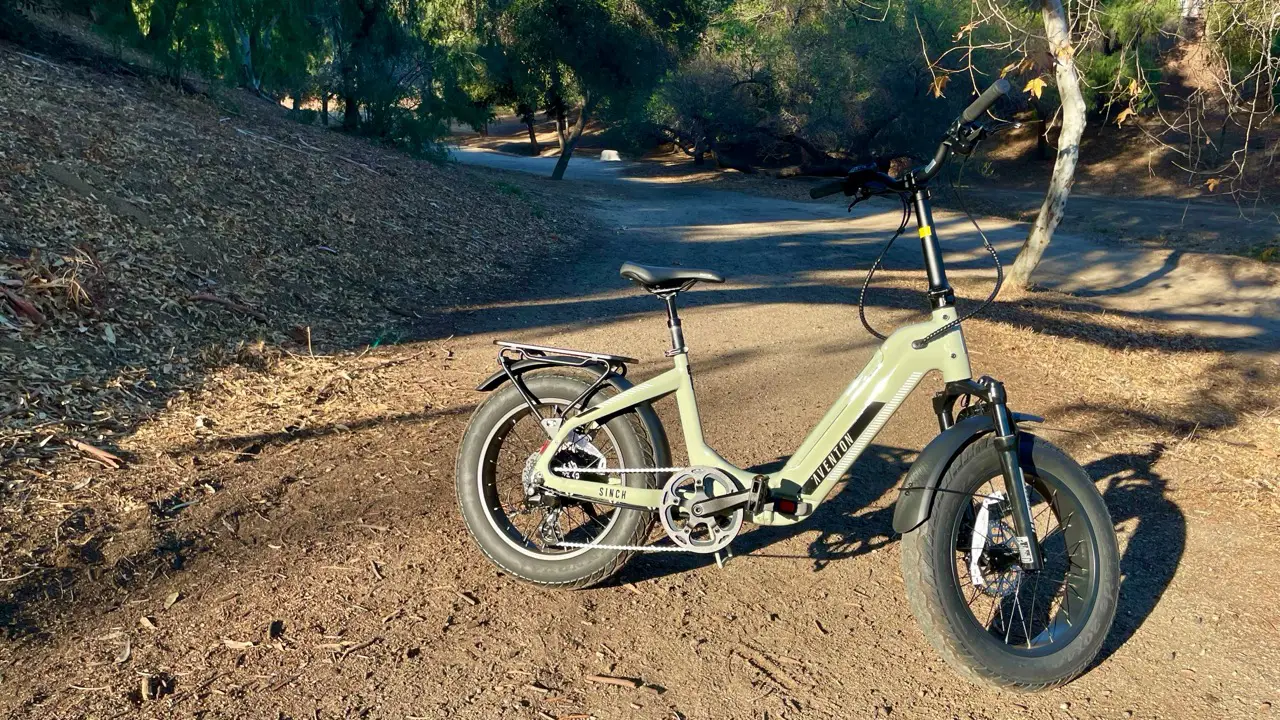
[237,27,260,91]
[526,119,541,154]
[692,118,707,165]
[1028,98,1052,160]
[555,113,568,151]
[321,93,330,126]
[145,0,181,50]
[1008,0,1085,290]
[343,94,360,130]
[552,95,597,181]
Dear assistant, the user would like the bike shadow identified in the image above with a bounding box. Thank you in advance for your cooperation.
[607,445,913,584]
[1088,441,1185,665]
[606,440,1185,670]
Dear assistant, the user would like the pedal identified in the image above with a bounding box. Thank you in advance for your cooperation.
[745,475,770,516]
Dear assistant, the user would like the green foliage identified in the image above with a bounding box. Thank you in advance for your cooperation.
[1077,0,1178,112]
[287,107,319,124]
[504,0,708,108]
[647,0,999,166]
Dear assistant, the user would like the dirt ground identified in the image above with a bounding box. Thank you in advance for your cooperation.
[4,38,1280,720]
[5,176,1280,720]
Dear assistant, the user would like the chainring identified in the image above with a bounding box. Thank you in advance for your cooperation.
[659,468,744,554]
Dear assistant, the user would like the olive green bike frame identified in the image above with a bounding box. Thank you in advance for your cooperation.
[534,307,973,527]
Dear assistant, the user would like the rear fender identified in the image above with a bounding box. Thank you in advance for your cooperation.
[892,412,1043,534]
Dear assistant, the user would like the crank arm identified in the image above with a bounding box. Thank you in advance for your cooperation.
[688,490,751,518]
[688,477,808,519]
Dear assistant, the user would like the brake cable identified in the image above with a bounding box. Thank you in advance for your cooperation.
[909,154,1005,349]
[854,154,1005,347]
[856,192,912,340]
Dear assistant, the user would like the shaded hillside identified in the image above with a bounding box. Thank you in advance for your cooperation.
[0,43,583,468]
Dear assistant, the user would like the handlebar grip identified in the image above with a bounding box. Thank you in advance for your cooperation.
[961,78,1012,123]
[810,179,846,199]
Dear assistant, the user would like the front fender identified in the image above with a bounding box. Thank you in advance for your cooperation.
[892,412,1043,534]
[476,360,672,470]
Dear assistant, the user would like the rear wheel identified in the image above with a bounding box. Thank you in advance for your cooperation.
[455,374,658,589]
[901,434,1120,690]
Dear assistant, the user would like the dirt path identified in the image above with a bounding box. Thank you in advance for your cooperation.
[450,148,1280,353]
[5,159,1279,719]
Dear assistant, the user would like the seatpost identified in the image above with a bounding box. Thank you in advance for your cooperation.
[662,293,686,356]
[908,181,956,309]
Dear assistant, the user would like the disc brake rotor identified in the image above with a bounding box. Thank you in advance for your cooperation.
[659,468,743,554]
[969,491,1023,598]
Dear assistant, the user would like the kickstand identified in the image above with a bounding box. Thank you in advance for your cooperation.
[714,546,733,569]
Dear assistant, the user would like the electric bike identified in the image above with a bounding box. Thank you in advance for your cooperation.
[455,79,1120,690]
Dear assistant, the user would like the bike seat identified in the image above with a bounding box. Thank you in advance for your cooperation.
[619,262,725,292]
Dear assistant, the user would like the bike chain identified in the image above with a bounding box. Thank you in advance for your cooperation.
[551,466,690,474]
[550,466,697,553]
[552,539,695,553]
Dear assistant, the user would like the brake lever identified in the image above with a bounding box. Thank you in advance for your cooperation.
[847,188,874,212]
[950,120,1021,156]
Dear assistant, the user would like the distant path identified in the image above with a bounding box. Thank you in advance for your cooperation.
[450,146,1280,353]
[961,186,1279,252]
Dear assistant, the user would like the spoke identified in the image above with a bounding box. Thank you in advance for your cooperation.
[995,587,1008,638]
[508,420,540,456]
[1012,575,1031,647]
[1028,570,1043,645]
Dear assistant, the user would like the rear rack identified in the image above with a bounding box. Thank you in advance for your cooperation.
[495,341,637,365]
[494,341,636,421]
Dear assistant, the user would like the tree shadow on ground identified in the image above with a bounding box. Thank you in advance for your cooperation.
[0,169,1240,663]
[0,404,472,640]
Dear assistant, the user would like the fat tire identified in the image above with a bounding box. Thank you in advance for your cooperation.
[455,373,657,589]
[900,434,1120,691]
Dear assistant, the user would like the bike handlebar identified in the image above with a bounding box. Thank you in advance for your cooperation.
[812,78,1012,199]
[962,78,1011,123]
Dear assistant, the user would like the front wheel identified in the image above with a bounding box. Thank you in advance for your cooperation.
[901,434,1120,691]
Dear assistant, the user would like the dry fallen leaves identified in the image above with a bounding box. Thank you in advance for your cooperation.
[931,74,949,98]
[0,44,585,593]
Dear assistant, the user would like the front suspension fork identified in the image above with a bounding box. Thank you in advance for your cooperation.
[935,376,1044,571]
[986,381,1043,571]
